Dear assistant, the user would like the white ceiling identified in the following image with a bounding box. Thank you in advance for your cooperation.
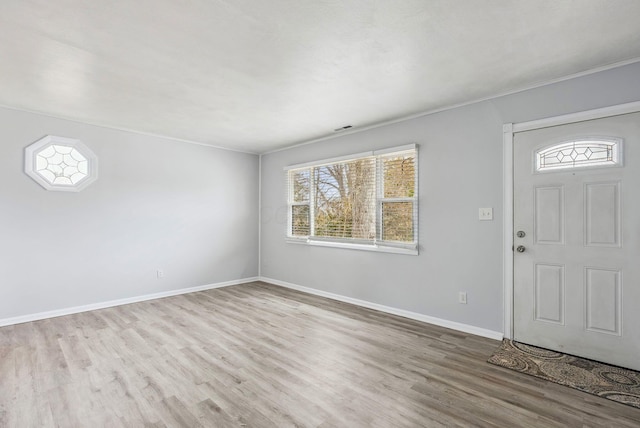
[1,1,640,153]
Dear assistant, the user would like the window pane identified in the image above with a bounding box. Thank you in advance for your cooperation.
[314,158,376,239]
[535,139,620,171]
[382,201,413,242]
[292,169,310,202]
[383,155,415,198]
[286,146,418,250]
[291,205,310,236]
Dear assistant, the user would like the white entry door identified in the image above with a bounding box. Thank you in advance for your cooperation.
[513,111,640,371]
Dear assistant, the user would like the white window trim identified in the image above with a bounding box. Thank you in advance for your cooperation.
[285,144,418,255]
[24,135,98,192]
[285,236,418,255]
[283,144,417,171]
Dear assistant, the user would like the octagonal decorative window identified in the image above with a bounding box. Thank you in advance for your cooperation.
[25,135,98,191]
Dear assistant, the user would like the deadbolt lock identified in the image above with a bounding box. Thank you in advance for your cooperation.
[516,231,526,238]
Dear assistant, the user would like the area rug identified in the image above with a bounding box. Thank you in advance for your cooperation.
[488,339,640,409]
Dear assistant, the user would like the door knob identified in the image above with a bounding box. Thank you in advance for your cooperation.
[516,245,526,253]
[516,231,526,238]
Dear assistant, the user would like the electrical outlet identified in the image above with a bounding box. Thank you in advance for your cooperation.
[479,207,493,221]
[157,270,164,279]
[458,292,467,304]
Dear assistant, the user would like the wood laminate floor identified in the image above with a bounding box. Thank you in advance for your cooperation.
[1,281,639,427]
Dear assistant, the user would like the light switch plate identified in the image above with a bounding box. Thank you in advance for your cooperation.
[479,207,493,221]
[458,292,467,304]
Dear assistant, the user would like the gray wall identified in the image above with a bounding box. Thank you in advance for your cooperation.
[3,61,640,330]
[260,62,640,333]
[0,108,259,320]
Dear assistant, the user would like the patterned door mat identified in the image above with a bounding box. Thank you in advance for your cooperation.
[488,339,640,409]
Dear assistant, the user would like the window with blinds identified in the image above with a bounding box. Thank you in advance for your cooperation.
[286,145,418,254]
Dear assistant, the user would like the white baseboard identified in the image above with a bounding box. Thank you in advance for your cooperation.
[2,276,504,342]
[259,276,504,341]
[0,277,260,327]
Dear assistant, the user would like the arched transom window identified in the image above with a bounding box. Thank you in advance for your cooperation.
[535,138,622,172]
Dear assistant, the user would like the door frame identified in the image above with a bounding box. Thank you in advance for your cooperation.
[502,100,640,339]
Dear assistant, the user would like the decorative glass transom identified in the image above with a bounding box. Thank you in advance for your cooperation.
[25,135,98,192]
[36,145,88,185]
[535,138,621,172]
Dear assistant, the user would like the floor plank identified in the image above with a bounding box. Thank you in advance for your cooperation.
[1,281,639,427]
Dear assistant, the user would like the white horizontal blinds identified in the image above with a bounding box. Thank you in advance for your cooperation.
[288,168,311,237]
[378,150,417,244]
[286,145,418,251]
[313,157,377,241]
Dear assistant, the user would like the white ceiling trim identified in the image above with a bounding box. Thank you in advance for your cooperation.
[0,103,259,155]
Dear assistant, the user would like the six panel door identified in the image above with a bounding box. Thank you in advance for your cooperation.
[513,112,640,371]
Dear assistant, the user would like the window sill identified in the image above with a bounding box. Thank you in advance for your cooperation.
[285,237,418,255]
